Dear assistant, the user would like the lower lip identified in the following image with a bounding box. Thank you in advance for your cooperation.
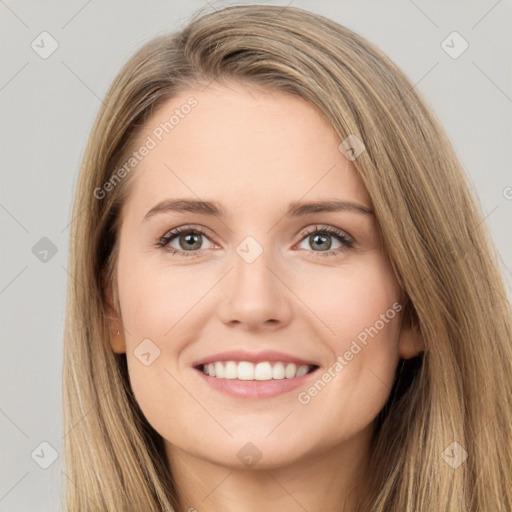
[194,367,319,399]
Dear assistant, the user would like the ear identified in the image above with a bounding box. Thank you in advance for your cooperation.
[397,301,424,359]
[103,277,126,354]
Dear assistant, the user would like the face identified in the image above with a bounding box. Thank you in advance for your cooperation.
[107,82,422,470]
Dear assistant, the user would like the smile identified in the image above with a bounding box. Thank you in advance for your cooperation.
[194,363,320,399]
[199,361,317,380]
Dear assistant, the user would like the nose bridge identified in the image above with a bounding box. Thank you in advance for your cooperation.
[234,235,273,290]
[217,233,292,328]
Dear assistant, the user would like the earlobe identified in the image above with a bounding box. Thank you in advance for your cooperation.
[109,322,126,354]
[398,327,424,359]
[397,304,425,359]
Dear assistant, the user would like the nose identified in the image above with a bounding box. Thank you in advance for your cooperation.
[216,245,293,331]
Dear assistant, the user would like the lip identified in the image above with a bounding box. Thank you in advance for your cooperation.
[192,349,319,368]
[194,365,320,399]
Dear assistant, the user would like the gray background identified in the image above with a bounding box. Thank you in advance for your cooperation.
[1,0,511,510]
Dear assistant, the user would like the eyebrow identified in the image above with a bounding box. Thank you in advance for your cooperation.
[143,198,374,221]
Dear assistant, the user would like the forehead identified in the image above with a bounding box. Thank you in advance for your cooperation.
[122,82,371,221]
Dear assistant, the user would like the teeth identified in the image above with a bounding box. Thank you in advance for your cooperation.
[255,362,272,380]
[296,365,309,377]
[285,363,297,379]
[238,361,254,380]
[200,361,315,380]
[272,362,285,380]
[224,361,238,379]
[214,362,224,379]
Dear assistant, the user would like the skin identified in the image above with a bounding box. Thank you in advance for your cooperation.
[105,81,424,512]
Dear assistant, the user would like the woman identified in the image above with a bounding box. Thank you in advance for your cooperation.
[62,4,512,511]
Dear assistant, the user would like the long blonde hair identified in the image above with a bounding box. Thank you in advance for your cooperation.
[62,4,512,511]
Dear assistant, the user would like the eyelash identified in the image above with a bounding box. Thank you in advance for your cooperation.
[155,224,355,259]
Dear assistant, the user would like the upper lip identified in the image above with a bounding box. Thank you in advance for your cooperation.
[192,350,319,368]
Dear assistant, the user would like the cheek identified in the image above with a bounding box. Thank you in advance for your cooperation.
[294,258,402,346]
[118,252,206,340]
[293,320,401,455]
[117,256,215,438]
[291,261,402,430]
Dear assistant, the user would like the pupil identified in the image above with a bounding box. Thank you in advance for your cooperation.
[312,233,331,250]
[181,233,201,250]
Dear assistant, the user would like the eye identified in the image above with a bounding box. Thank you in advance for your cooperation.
[295,224,354,258]
[156,223,355,258]
[156,225,214,257]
